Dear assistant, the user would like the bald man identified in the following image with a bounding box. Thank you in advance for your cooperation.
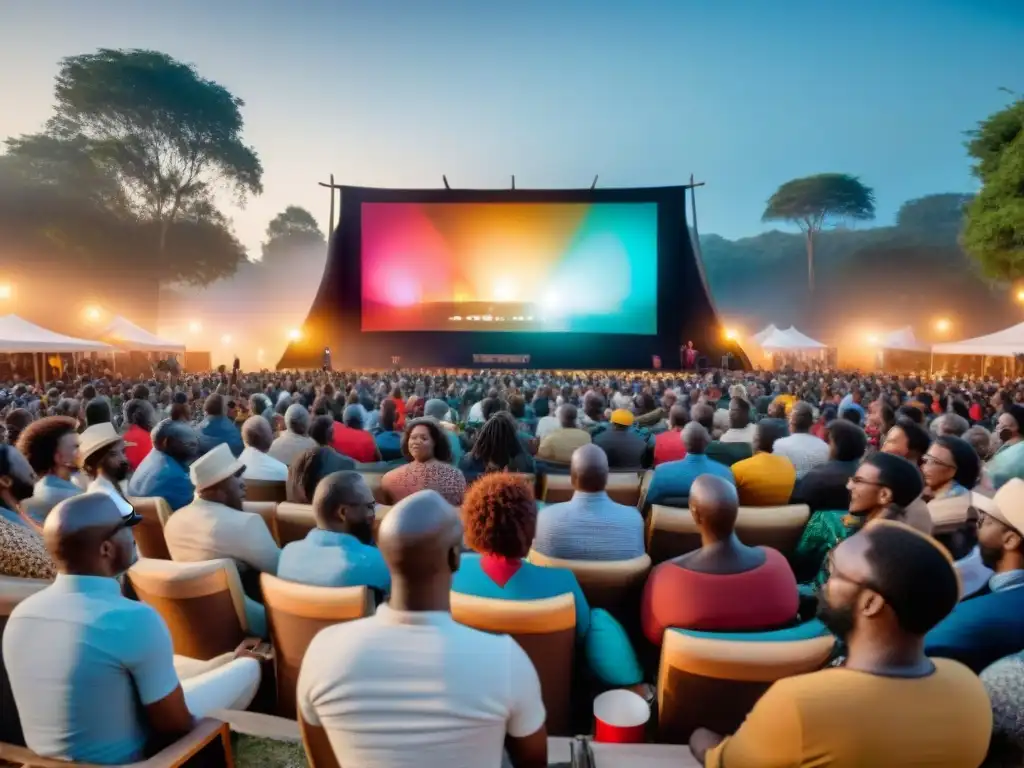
[641,475,798,644]
[127,419,199,511]
[297,490,548,768]
[239,415,288,482]
[643,421,735,508]
[533,444,645,561]
[3,493,260,764]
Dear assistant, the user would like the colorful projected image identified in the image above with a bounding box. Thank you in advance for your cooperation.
[360,202,658,334]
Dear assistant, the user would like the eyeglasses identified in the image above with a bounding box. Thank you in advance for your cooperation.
[922,454,956,469]
[824,552,891,604]
[847,475,886,488]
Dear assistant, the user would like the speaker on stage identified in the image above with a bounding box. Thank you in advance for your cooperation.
[652,355,662,370]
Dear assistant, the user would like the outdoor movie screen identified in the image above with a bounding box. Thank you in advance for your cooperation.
[360,202,658,334]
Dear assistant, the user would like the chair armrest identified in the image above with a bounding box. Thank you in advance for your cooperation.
[138,718,229,767]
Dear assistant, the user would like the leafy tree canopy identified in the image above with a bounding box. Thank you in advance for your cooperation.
[896,193,973,232]
[261,205,325,262]
[762,173,876,232]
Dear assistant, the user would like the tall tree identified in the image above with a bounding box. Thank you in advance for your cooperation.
[261,205,325,264]
[762,173,876,292]
[896,193,973,233]
[47,48,263,256]
[963,97,1024,280]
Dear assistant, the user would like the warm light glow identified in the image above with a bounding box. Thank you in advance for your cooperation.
[221,334,232,345]
[188,321,202,334]
[935,318,951,333]
[866,334,879,345]
[1016,289,1024,303]
[288,329,301,341]
[724,328,738,341]
[0,284,11,301]
[492,277,518,302]
[84,306,101,322]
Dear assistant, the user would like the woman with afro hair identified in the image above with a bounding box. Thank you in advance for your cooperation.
[452,473,644,689]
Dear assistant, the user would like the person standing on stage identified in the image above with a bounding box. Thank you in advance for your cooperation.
[681,341,698,370]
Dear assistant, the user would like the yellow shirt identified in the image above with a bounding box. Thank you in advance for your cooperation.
[731,452,796,506]
[706,660,991,768]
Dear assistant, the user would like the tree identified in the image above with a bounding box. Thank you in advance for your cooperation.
[762,173,876,292]
[896,194,973,233]
[963,97,1024,280]
[47,48,263,257]
[261,206,325,263]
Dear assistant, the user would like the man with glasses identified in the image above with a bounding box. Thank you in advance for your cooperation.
[691,520,991,767]
[3,493,261,764]
[926,478,1024,672]
[847,451,931,534]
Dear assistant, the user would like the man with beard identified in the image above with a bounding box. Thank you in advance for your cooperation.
[78,423,134,519]
[3,493,261,764]
[691,520,991,767]
[277,471,388,596]
[0,444,55,579]
[926,478,1024,673]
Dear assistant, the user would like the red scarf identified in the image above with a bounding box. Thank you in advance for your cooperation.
[480,555,522,587]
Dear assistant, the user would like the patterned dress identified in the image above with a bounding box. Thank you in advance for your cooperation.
[381,460,467,506]
[0,515,56,580]
[981,653,1024,765]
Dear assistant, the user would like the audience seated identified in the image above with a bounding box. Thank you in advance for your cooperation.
[593,409,650,469]
[17,415,81,525]
[981,651,1024,764]
[453,473,644,689]
[644,422,734,507]
[652,404,688,466]
[882,416,932,466]
[424,398,465,464]
[269,403,318,466]
[3,493,261,765]
[197,393,243,458]
[297,488,548,768]
[791,419,867,513]
[533,444,644,561]
[922,434,979,501]
[382,417,466,506]
[373,398,404,461]
[278,471,389,593]
[0,446,53,580]
[128,419,199,512]
[717,397,756,445]
[122,399,156,471]
[731,418,797,506]
[773,402,829,480]
[926,478,1024,672]
[706,401,754,467]
[163,443,279,636]
[286,446,354,504]
[459,411,536,480]
[333,404,381,463]
[690,520,991,767]
[239,415,288,482]
[537,403,591,464]
[0,443,38,530]
[78,423,133,518]
[987,403,1024,489]
[642,475,798,644]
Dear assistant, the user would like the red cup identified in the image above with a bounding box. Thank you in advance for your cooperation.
[593,689,649,744]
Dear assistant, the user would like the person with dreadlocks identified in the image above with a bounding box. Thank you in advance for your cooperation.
[459,412,535,482]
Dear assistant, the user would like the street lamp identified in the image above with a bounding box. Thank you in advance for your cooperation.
[84,305,102,322]
[0,284,12,301]
[188,321,202,334]
[288,329,302,341]
[935,318,951,334]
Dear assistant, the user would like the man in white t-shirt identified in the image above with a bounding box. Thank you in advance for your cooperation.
[297,489,547,768]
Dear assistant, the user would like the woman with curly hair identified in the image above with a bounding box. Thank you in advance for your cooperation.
[16,416,81,525]
[459,412,535,481]
[452,473,644,689]
[381,418,466,505]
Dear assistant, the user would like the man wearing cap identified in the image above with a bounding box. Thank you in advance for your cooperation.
[78,422,134,519]
[926,478,1024,673]
[4,493,261,765]
[163,443,279,636]
[592,409,650,470]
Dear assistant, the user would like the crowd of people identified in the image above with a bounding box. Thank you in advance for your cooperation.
[1,365,1024,766]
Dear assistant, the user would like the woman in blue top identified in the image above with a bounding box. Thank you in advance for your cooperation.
[452,472,643,688]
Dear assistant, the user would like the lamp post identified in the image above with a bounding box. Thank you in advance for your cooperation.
[931,318,951,375]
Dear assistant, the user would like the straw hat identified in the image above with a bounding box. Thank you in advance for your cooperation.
[990,479,1024,534]
[79,423,122,463]
[190,443,245,492]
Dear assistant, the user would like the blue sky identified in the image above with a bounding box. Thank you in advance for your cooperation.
[2,0,1022,258]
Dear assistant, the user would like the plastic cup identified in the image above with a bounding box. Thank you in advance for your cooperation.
[593,689,649,744]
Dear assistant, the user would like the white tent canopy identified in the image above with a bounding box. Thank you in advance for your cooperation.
[880,326,929,352]
[760,326,827,351]
[750,324,778,345]
[100,316,185,353]
[931,321,1024,358]
[780,326,827,349]
[0,314,113,353]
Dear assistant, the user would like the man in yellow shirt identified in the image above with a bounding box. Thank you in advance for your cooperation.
[730,419,797,506]
[690,520,992,767]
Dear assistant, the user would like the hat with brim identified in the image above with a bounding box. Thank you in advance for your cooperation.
[79,423,123,463]
[990,479,1024,535]
[189,443,246,492]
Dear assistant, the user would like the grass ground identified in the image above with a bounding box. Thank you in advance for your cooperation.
[234,733,307,767]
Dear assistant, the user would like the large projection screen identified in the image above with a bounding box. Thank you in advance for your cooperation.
[360,202,658,334]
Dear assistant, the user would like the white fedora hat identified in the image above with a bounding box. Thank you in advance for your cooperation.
[190,443,246,492]
[79,423,122,463]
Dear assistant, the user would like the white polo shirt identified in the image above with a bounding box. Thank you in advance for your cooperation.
[297,605,545,768]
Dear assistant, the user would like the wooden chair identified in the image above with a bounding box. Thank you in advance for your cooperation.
[127,558,254,660]
[275,502,316,547]
[126,497,173,560]
[657,620,834,743]
[646,504,811,564]
[261,575,374,719]
[450,592,576,735]
[244,479,287,503]
[543,473,642,506]
[242,501,280,545]
[1,577,51,748]
[527,550,651,614]
[0,718,233,768]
